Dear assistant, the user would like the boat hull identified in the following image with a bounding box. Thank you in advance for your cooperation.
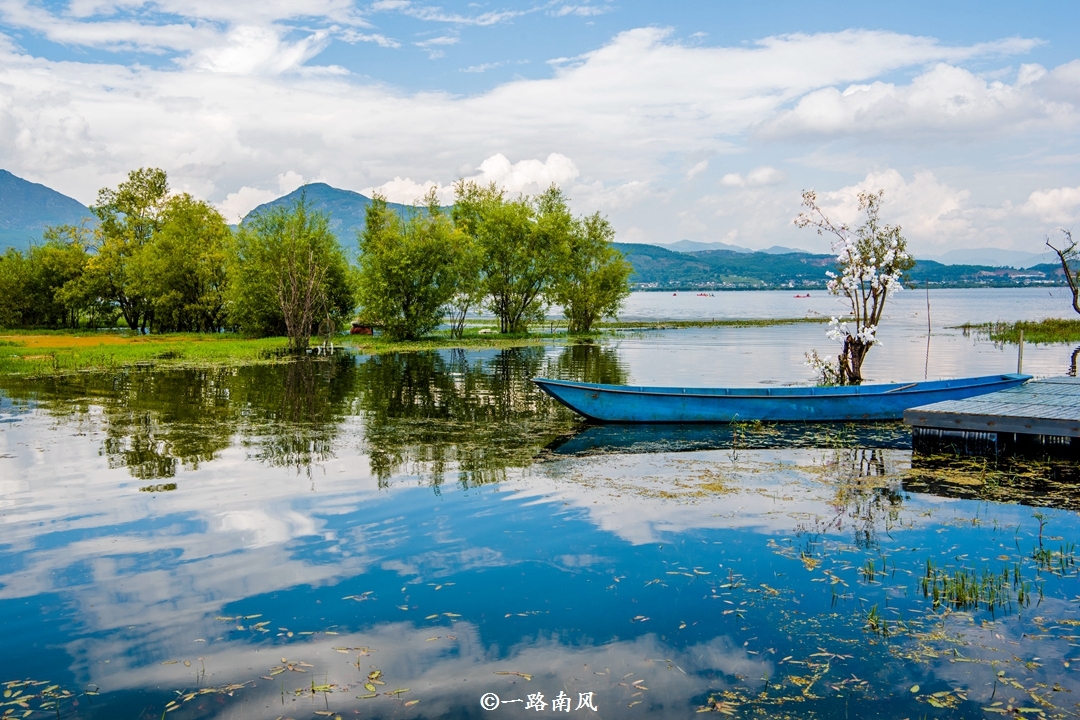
[532,374,1031,423]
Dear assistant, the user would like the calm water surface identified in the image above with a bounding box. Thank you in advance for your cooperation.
[3,289,1080,719]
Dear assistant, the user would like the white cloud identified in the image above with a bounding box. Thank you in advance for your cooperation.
[362,176,451,205]
[188,25,332,74]
[374,1,526,26]
[216,171,306,221]
[338,29,401,48]
[0,23,1073,251]
[461,60,504,73]
[685,159,708,180]
[1022,184,1080,225]
[551,4,612,18]
[760,60,1078,140]
[472,152,580,194]
[719,166,786,187]
[811,169,974,245]
[362,153,580,206]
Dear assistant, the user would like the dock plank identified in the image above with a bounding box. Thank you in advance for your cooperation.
[904,377,1080,438]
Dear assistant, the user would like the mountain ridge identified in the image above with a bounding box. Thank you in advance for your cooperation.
[0,170,92,251]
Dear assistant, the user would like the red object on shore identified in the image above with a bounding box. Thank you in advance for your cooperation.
[350,323,373,335]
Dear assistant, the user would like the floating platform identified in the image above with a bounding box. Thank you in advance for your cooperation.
[904,376,1080,457]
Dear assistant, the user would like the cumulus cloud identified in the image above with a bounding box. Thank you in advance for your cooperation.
[1022,184,1080,225]
[217,171,306,221]
[810,169,974,245]
[0,20,1073,250]
[362,153,580,206]
[759,60,1079,140]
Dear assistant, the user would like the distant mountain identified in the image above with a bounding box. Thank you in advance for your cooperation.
[0,170,92,251]
[615,242,1069,290]
[918,248,1058,268]
[652,241,1057,268]
[241,183,417,244]
[656,239,753,253]
[654,239,811,255]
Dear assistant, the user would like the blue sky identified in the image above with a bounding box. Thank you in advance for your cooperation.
[0,0,1078,254]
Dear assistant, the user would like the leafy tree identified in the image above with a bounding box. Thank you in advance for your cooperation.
[357,191,465,341]
[230,194,354,349]
[135,194,231,333]
[0,224,94,329]
[87,167,170,332]
[454,181,570,333]
[42,223,103,328]
[445,232,483,339]
[551,212,632,333]
[796,189,914,384]
[0,249,28,328]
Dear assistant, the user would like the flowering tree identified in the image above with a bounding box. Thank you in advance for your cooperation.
[796,189,914,385]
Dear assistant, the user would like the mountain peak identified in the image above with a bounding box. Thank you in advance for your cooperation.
[0,170,92,250]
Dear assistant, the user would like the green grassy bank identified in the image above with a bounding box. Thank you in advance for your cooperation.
[0,316,831,377]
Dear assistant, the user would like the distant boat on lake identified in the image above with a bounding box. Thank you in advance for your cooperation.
[532,374,1031,423]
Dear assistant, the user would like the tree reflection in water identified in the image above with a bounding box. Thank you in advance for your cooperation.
[356,347,575,489]
[818,447,906,550]
[0,343,630,486]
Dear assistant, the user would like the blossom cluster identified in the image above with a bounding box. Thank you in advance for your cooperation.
[826,317,880,347]
[826,234,909,302]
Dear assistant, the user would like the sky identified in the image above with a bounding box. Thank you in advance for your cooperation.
[0,0,1078,255]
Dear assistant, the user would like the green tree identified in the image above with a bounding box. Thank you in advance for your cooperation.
[0,225,93,329]
[87,167,170,332]
[0,249,29,328]
[551,212,632,333]
[357,191,464,341]
[454,181,570,334]
[445,232,483,339]
[135,194,231,333]
[230,194,354,349]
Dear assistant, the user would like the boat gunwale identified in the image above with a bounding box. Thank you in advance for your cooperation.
[532,374,1030,402]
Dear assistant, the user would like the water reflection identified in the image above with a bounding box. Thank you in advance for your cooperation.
[355,347,571,487]
[3,339,1080,719]
[546,421,910,455]
[0,345,622,484]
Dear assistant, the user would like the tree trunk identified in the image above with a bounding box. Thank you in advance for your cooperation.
[839,337,872,385]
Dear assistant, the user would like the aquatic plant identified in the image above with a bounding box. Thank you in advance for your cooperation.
[918,560,1030,613]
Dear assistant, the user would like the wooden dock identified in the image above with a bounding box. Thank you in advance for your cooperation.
[904,377,1080,456]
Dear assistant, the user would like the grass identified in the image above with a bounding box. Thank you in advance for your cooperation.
[0,332,292,376]
[0,317,835,377]
[956,318,1080,344]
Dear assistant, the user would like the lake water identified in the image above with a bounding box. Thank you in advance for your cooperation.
[2,288,1080,719]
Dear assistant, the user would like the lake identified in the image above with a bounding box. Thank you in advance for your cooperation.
[2,288,1079,719]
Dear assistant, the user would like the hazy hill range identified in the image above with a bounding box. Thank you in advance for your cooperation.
[241,183,417,243]
[0,170,92,251]
[614,243,1067,291]
[0,173,1066,291]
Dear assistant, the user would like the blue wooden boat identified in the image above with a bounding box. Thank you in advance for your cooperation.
[532,374,1031,423]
